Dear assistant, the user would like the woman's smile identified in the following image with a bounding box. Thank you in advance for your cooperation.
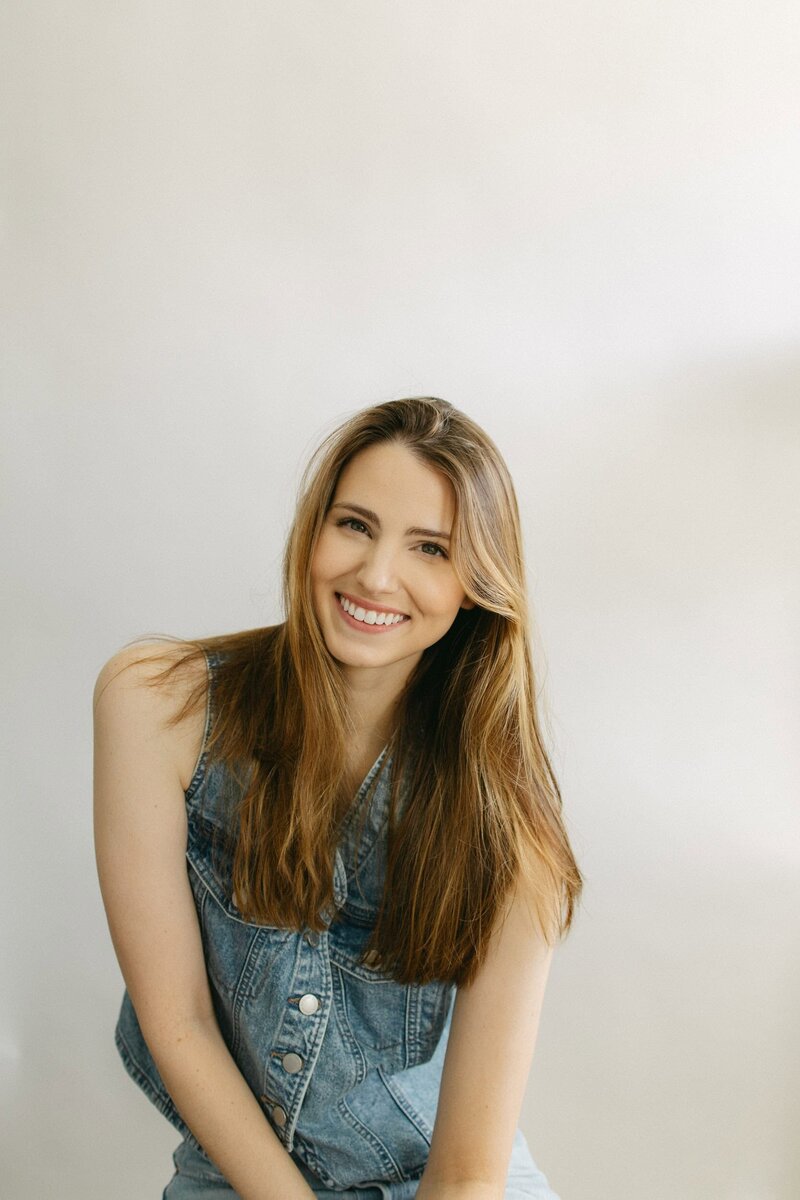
[335,591,412,633]
[310,441,474,683]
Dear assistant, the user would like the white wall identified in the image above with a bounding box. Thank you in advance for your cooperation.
[2,4,798,1198]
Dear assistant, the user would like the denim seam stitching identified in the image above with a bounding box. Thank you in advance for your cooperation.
[184,647,214,803]
[115,1026,193,1140]
[337,1095,403,1181]
[186,853,288,933]
[378,1068,435,1144]
[330,963,368,1083]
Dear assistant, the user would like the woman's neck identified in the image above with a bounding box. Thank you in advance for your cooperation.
[340,687,398,798]
[340,656,418,746]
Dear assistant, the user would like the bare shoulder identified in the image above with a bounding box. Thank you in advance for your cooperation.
[93,642,218,1031]
[93,640,210,794]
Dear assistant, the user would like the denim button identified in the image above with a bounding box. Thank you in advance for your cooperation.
[304,930,320,947]
[299,993,320,1014]
[282,1052,304,1074]
[271,1104,287,1128]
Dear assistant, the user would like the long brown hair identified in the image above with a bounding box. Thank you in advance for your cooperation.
[108,398,582,986]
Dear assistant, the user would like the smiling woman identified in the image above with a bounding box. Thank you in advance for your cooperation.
[93,397,581,1199]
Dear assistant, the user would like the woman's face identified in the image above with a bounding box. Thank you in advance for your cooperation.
[310,441,474,683]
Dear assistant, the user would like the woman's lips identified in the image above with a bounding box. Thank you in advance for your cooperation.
[337,590,408,617]
[334,593,410,634]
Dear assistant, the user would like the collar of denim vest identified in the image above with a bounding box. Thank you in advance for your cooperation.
[325,744,394,920]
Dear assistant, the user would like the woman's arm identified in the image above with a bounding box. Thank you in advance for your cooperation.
[415,881,555,1200]
[93,647,316,1200]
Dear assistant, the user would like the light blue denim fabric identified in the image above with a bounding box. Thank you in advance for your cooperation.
[115,650,559,1198]
[162,1125,558,1198]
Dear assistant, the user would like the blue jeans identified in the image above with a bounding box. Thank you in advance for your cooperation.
[162,1126,561,1199]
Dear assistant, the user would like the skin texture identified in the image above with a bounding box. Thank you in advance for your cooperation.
[310,440,475,741]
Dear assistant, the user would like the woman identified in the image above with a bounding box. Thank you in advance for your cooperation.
[93,397,582,1200]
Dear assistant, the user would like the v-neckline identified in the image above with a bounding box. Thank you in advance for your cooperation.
[335,739,388,844]
[352,742,389,798]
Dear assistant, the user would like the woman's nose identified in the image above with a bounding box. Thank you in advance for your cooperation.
[355,541,400,595]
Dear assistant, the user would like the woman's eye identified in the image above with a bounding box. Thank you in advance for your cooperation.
[420,542,448,559]
[337,517,369,534]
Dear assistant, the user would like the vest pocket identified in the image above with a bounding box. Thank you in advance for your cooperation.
[187,853,291,1001]
[337,1067,431,1183]
[329,930,453,1073]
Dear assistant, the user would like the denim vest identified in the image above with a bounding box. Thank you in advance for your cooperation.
[115,650,456,1190]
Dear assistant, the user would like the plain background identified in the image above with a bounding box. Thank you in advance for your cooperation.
[2,4,799,1198]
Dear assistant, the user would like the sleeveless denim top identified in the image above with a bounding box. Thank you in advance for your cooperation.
[115,650,456,1190]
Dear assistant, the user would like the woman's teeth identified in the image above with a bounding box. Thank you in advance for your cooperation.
[337,594,408,625]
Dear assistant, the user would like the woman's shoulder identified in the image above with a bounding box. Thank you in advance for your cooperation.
[94,639,212,795]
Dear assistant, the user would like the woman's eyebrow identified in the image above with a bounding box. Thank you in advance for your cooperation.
[330,501,451,541]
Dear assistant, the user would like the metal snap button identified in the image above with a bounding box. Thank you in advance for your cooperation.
[298,993,320,1015]
[282,1052,304,1074]
[304,930,320,947]
[271,1104,287,1128]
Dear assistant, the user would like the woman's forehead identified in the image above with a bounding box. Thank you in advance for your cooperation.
[334,443,455,523]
